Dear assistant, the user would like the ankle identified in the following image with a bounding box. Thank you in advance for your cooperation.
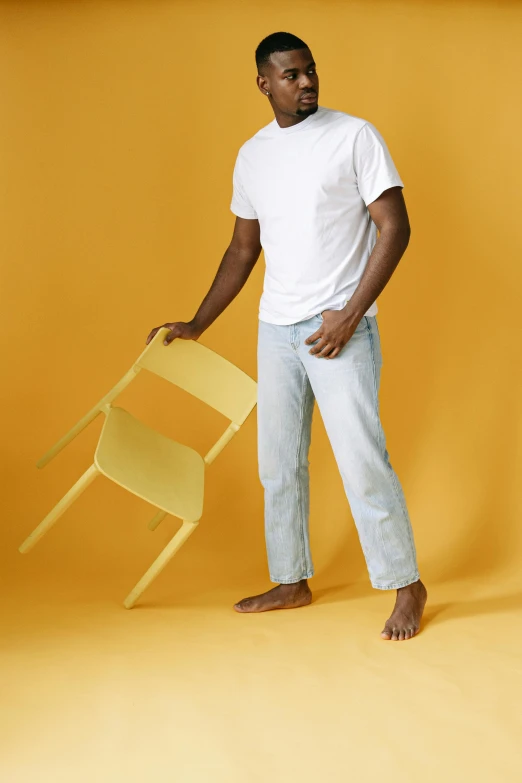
[397,580,420,593]
[397,580,426,598]
[279,579,308,590]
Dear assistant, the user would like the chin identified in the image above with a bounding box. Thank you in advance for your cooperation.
[296,103,319,117]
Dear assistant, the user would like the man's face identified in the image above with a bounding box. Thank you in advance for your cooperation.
[258,48,319,118]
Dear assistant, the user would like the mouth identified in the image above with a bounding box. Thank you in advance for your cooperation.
[299,93,317,104]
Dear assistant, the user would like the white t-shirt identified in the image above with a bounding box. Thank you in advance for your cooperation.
[230,105,404,324]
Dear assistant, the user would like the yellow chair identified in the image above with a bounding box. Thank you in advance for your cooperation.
[19,327,257,608]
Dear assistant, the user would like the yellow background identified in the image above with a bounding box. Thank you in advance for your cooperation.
[1,1,521,781]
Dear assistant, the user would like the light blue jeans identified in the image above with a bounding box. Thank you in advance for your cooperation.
[257,312,420,590]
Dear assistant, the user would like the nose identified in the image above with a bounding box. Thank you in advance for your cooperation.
[298,73,315,90]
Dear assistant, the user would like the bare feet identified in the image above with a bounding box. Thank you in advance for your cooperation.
[380,579,428,641]
[233,579,312,613]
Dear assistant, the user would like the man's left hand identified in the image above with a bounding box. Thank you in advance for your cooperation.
[304,310,360,359]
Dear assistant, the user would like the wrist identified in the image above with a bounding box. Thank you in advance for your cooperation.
[190,317,205,336]
[341,299,366,324]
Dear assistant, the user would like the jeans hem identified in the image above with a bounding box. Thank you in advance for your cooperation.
[371,573,420,590]
[270,572,314,584]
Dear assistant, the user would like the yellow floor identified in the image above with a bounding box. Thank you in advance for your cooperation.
[3,567,522,782]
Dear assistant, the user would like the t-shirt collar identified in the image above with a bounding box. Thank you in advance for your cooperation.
[270,105,324,135]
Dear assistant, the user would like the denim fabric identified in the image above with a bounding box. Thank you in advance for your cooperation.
[257,313,420,590]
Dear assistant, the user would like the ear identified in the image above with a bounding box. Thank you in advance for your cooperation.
[256,75,267,95]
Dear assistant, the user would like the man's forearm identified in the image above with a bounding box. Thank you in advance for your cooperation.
[343,225,410,321]
[191,246,258,333]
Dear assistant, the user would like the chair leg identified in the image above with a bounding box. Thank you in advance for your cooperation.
[19,464,99,553]
[147,509,168,531]
[123,519,198,609]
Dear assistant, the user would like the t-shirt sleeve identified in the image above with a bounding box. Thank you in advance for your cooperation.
[353,122,404,207]
[230,151,258,219]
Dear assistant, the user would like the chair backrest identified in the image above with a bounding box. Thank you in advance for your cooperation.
[133,327,257,426]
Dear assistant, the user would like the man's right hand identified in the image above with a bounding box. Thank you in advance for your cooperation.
[145,320,202,346]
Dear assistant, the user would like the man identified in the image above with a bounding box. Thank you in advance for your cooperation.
[146,32,427,641]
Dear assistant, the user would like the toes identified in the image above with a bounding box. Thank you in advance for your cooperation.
[382,626,400,641]
[381,624,419,641]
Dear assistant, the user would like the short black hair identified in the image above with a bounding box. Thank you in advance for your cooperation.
[255,32,309,74]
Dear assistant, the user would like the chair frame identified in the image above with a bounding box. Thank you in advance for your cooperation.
[19,327,257,608]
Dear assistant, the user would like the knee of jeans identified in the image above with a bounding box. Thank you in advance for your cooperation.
[258,452,310,483]
[258,450,279,483]
[340,465,376,501]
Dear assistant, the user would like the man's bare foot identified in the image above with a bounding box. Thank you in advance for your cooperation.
[233,579,312,613]
[380,578,428,641]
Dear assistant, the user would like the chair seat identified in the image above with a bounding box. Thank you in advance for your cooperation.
[94,406,204,522]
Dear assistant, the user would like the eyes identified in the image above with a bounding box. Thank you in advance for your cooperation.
[285,69,317,80]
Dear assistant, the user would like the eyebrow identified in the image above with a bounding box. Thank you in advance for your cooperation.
[282,61,316,74]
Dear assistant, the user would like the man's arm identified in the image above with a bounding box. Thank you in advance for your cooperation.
[343,186,411,323]
[146,217,261,345]
[191,217,261,334]
[305,185,410,359]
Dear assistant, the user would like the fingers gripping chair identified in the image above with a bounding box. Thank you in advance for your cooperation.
[19,327,257,608]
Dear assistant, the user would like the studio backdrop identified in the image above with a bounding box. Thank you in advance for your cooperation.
[1,0,521,601]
